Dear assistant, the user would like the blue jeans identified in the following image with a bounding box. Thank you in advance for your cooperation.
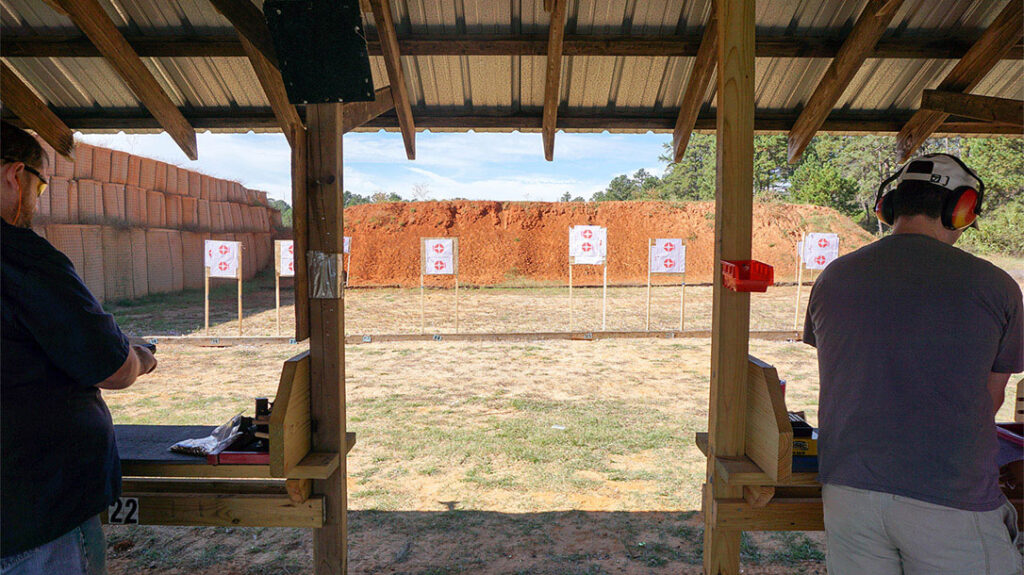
[0,515,106,575]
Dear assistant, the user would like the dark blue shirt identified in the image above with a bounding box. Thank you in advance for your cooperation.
[1,220,128,556]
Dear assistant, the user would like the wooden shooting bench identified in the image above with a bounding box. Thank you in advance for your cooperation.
[105,352,355,528]
[697,357,824,533]
[698,359,1024,536]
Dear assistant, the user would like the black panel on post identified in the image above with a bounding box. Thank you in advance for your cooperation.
[264,0,375,104]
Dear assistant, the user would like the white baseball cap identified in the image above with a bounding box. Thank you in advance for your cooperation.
[896,153,984,227]
[896,153,983,197]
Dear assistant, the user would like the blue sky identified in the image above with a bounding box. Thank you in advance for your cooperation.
[78,131,670,204]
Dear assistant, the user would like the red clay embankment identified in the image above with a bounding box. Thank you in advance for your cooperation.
[343,201,875,287]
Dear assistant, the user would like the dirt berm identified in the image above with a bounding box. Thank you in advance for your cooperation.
[343,201,875,287]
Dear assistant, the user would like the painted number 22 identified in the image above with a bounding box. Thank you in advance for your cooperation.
[107,497,139,525]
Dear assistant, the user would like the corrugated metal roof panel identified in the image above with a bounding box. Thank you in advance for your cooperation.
[1,0,1021,134]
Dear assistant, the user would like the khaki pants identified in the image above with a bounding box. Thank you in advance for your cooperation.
[823,483,1022,575]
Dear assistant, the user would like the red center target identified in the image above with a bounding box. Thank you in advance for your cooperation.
[663,258,675,269]
[218,261,229,271]
[433,243,445,253]
[219,245,230,255]
[663,243,675,252]
[434,261,446,271]
[581,242,592,252]
[582,229,593,239]
[815,255,827,265]
[818,238,829,248]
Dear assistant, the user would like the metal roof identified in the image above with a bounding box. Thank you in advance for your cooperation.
[1,0,1021,134]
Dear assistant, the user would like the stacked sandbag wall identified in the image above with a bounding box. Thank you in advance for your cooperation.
[32,142,281,303]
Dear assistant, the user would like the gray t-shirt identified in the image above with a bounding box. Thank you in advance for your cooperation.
[804,233,1023,511]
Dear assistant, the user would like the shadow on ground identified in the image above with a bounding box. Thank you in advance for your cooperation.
[106,510,825,575]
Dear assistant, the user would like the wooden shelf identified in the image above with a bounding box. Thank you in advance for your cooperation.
[120,435,355,480]
[696,432,819,487]
[103,492,324,528]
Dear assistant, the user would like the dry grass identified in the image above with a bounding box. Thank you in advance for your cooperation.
[108,274,813,338]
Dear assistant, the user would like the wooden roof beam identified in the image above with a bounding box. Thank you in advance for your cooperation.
[5,34,1023,60]
[542,0,568,161]
[208,0,278,68]
[52,0,198,160]
[239,33,301,147]
[672,2,717,163]
[368,0,416,160]
[342,87,394,133]
[920,89,1023,127]
[897,0,1023,162]
[788,0,904,163]
[0,62,75,159]
[14,109,1020,135]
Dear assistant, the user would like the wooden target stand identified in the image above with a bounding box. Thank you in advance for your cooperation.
[105,106,352,573]
[645,239,687,332]
[204,243,243,336]
[567,257,608,332]
[419,237,460,334]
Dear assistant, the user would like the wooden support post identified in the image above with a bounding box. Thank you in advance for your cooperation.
[602,264,608,331]
[420,274,425,334]
[204,267,210,336]
[704,0,755,572]
[291,125,310,341]
[646,241,653,331]
[305,104,347,575]
[237,250,243,336]
[276,269,282,336]
[793,233,805,332]
[454,276,460,334]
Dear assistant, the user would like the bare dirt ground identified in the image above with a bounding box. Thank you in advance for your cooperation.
[101,256,1022,575]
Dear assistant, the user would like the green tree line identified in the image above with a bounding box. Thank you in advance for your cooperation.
[592,135,1023,254]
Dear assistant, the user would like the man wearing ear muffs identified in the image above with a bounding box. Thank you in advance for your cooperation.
[803,153,1023,574]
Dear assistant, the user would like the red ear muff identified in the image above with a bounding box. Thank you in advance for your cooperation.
[875,191,895,227]
[942,187,979,230]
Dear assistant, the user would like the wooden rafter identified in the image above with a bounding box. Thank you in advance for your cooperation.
[52,0,198,160]
[672,1,717,163]
[542,0,568,161]
[0,62,75,160]
[788,0,904,163]
[341,87,394,133]
[896,0,1023,161]
[208,0,278,68]
[368,0,415,160]
[920,90,1023,127]
[4,33,1022,60]
[239,34,301,147]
